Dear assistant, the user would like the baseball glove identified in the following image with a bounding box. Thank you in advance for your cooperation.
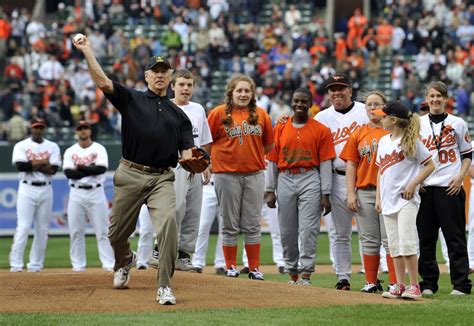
[179,147,210,174]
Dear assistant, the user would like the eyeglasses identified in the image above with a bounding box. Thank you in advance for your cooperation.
[366,102,383,108]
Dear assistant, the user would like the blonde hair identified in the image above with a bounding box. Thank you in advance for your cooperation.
[395,112,420,157]
[222,74,258,127]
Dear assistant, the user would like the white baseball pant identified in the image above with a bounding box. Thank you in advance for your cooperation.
[67,186,114,270]
[136,204,155,267]
[192,182,225,269]
[9,183,53,271]
[468,184,474,269]
[331,173,354,280]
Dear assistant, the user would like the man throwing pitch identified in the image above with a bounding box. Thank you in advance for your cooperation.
[73,34,194,305]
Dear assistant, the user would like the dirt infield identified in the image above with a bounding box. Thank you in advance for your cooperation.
[0,265,415,312]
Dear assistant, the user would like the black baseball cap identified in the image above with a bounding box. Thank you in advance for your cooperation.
[75,120,91,130]
[146,55,172,70]
[325,73,352,89]
[31,118,47,128]
[373,100,410,119]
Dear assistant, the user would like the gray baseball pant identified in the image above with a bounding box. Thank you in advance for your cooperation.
[277,169,321,275]
[214,172,264,246]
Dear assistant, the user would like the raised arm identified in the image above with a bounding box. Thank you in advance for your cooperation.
[72,34,113,94]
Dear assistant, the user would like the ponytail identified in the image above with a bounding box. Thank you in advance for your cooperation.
[398,112,420,157]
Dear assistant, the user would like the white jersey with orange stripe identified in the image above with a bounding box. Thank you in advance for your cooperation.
[315,101,368,171]
[420,113,472,187]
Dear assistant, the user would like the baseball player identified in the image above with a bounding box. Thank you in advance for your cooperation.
[417,81,473,296]
[340,91,396,292]
[374,101,435,300]
[63,120,115,272]
[208,74,274,280]
[314,74,369,290]
[265,88,336,285]
[146,69,213,272]
[9,118,62,272]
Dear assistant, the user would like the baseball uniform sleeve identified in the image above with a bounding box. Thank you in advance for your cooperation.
[207,106,223,141]
[318,124,337,162]
[416,140,432,165]
[95,143,109,169]
[260,110,274,147]
[12,141,27,164]
[62,147,74,170]
[49,143,62,167]
[339,130,360,163]
[319,160,332,195]
[200,106,213,146]
[456,120,472,155]
[265,161,278,192]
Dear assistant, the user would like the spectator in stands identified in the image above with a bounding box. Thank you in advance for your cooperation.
[415,46,433,81]
[403,19,423,55]
[38,54,64,81]
[456,19,474,48]
[108,0,125,22]
[391,18,406,55]
[346,8,367,50]
[361,28,378,58]
[446,58,464,86]
[366,51,380,90]
[377,18,393,56]
[284,4,301,28]
[25,18,46,47]
[456,82,470,117]
[126,0,142,26]
[88,29,108,64]
[208,0,229,21]
[391,58,405,100]
[5,107,27,143]
[291,42,311,74]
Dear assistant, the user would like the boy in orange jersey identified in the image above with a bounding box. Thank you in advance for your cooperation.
[207,74,274,280]
[340,91,397,293]
[265,88,335,285]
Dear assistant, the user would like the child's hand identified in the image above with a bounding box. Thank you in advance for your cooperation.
[402,182,417,200]
[375,198,381,213]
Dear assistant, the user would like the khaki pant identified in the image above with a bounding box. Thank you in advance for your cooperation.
[108,162,177,287]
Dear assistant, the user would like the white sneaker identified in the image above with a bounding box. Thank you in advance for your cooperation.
[225,265,240,277]
[157,286,176,305]
[72,267,86,272]
[422,289,434,296]
[27,268,41,272]
[10,267,22,272]
[176,257,198,272]
[148,250,160,269]
[297,278,312,286]
[450,289,467,296]
[113,252,137,289]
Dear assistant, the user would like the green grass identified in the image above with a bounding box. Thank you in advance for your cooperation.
[1,234,470,325]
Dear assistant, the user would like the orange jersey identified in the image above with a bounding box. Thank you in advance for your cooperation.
[208,104,274,173]
[340,125,389,188]
[267,117,336,169]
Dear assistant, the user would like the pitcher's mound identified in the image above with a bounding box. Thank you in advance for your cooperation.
[1,268,409,312]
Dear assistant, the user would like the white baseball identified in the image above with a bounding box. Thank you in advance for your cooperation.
[74,33,85,43]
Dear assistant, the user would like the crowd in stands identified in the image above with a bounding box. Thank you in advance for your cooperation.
[0,0,473,143]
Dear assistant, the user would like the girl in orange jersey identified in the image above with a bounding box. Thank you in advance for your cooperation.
[264,88,335,285]
[207,75,274,280]
[340,91,396,293]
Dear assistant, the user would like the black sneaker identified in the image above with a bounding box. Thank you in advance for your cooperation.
[215,267,226,275]
[376,279,384,292]
[335,279,351,291]
[240,267,250,274]
[278,266,287,274]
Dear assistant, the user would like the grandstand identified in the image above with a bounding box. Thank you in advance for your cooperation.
[0,0,472,144]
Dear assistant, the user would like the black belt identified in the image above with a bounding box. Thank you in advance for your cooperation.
[359,185,376,190]
[71,184,101,190]
[121,159,170,174]
[22,180,51,186]
[333,169,346,176]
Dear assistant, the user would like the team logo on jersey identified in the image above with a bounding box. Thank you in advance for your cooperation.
[282,147,313,164]
[26,149,51,160]
[359,139,378,163]
[332,121,361,146]
[379,149,405,175]
[421,128,457,151]
[224,121,262,144]
[465,132,471,143]
[72,152,98,166]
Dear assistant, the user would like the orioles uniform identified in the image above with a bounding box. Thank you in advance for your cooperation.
[208,104,273,279]
[417,113,473,294]
[340,125,397,289]
[266,116,335,280]
[315,101,369,283]
[9,136,61,272]
[63,140,114,271]
[468,140,474,271]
